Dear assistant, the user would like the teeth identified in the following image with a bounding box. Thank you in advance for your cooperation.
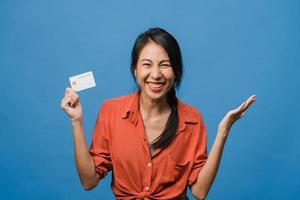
[148,82,164,88]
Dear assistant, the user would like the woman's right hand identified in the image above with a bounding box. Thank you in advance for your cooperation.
[60,87,83,123]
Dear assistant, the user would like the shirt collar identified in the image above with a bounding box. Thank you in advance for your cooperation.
[121,90,140,125]
[177,99,199,133]
[121,91,199,130]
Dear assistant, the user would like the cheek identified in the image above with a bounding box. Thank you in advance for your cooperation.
[136,67,149,79]
[166,71,176,87]
[135,69,148,84]
[164,69,175,81]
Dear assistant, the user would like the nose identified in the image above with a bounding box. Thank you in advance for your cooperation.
[150,66,162,79]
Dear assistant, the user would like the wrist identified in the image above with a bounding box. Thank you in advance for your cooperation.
[217,128,230,140]
[71,118,83,126]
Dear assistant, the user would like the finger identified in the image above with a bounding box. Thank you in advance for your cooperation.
[65,88,79,103]
[241,95,256,112]
[238,112,245,119]
[64,90,78,102]
[65,87,71,95]
[61,96,71,110]
[61,96,75,109]
[239,95,255,112]
[231,101,247,115]
[70,92,80,104]
[231,95,256,118]
[69,100,75,107]
[65,87,76,96]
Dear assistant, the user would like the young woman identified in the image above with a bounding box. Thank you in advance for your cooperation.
[60,28,256,200]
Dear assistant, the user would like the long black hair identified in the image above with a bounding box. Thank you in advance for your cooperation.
[130,27,184,149]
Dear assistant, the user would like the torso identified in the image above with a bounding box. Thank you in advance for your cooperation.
[141,109,171,145]
[90,92,208,199]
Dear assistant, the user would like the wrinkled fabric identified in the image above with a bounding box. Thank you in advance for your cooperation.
[90,91,207,199]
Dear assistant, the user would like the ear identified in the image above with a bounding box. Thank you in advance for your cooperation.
[134,68,137,77]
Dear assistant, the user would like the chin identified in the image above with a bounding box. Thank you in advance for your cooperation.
[142,88,170,102]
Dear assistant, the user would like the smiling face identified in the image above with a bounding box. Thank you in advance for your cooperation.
[134,40,175,103]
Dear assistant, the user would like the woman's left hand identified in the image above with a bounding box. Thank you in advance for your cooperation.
[218,95,256,137]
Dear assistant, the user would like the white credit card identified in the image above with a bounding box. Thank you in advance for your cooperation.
[69,71,96,92]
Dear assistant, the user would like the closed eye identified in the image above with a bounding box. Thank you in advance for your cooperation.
[159,60,171,67]
[161,63,171,68]
[142,63,151,66]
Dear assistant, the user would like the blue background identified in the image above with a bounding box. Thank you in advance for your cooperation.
[1,0,299,199]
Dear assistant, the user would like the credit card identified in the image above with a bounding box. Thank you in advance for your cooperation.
[69,71,96,92]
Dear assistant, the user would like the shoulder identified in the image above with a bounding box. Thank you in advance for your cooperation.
[177,99,205,123]
[98,92,136,114]
[178,99,200,115]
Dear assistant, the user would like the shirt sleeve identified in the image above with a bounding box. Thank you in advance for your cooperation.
[89,102,112,178]
[187,113,208,187]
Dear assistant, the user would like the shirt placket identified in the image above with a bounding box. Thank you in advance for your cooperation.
[137,111,153,198]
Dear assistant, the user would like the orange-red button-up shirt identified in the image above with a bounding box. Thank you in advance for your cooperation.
[89,91,207,200]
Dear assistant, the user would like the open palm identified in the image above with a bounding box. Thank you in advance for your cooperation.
[218,95,256,135]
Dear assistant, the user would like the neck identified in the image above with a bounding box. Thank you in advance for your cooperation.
[139,91,170,119]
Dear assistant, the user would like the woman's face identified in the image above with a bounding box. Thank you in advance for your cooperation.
[134,40,175,102]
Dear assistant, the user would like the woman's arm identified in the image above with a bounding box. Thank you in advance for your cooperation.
[71,120,100,190]
[191,95,256,199]
[61,88,100,190]
[190,127,227,200]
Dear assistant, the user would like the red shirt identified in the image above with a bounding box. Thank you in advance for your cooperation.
[89,91,207,199]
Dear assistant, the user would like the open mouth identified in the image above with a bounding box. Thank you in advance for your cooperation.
[146,81,166,92]
[147,82,165,87]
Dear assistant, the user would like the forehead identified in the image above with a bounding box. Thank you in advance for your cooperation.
[138,41,169,61]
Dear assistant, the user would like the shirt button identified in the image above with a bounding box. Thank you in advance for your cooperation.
[145,186,150,191]
[147,163,152,167]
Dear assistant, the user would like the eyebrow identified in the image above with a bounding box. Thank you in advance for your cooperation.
[140,59,170,64]
[140,59,152,63]
[159,60,171,64]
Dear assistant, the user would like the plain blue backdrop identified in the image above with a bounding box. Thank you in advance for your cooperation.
[1,0,299,199]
